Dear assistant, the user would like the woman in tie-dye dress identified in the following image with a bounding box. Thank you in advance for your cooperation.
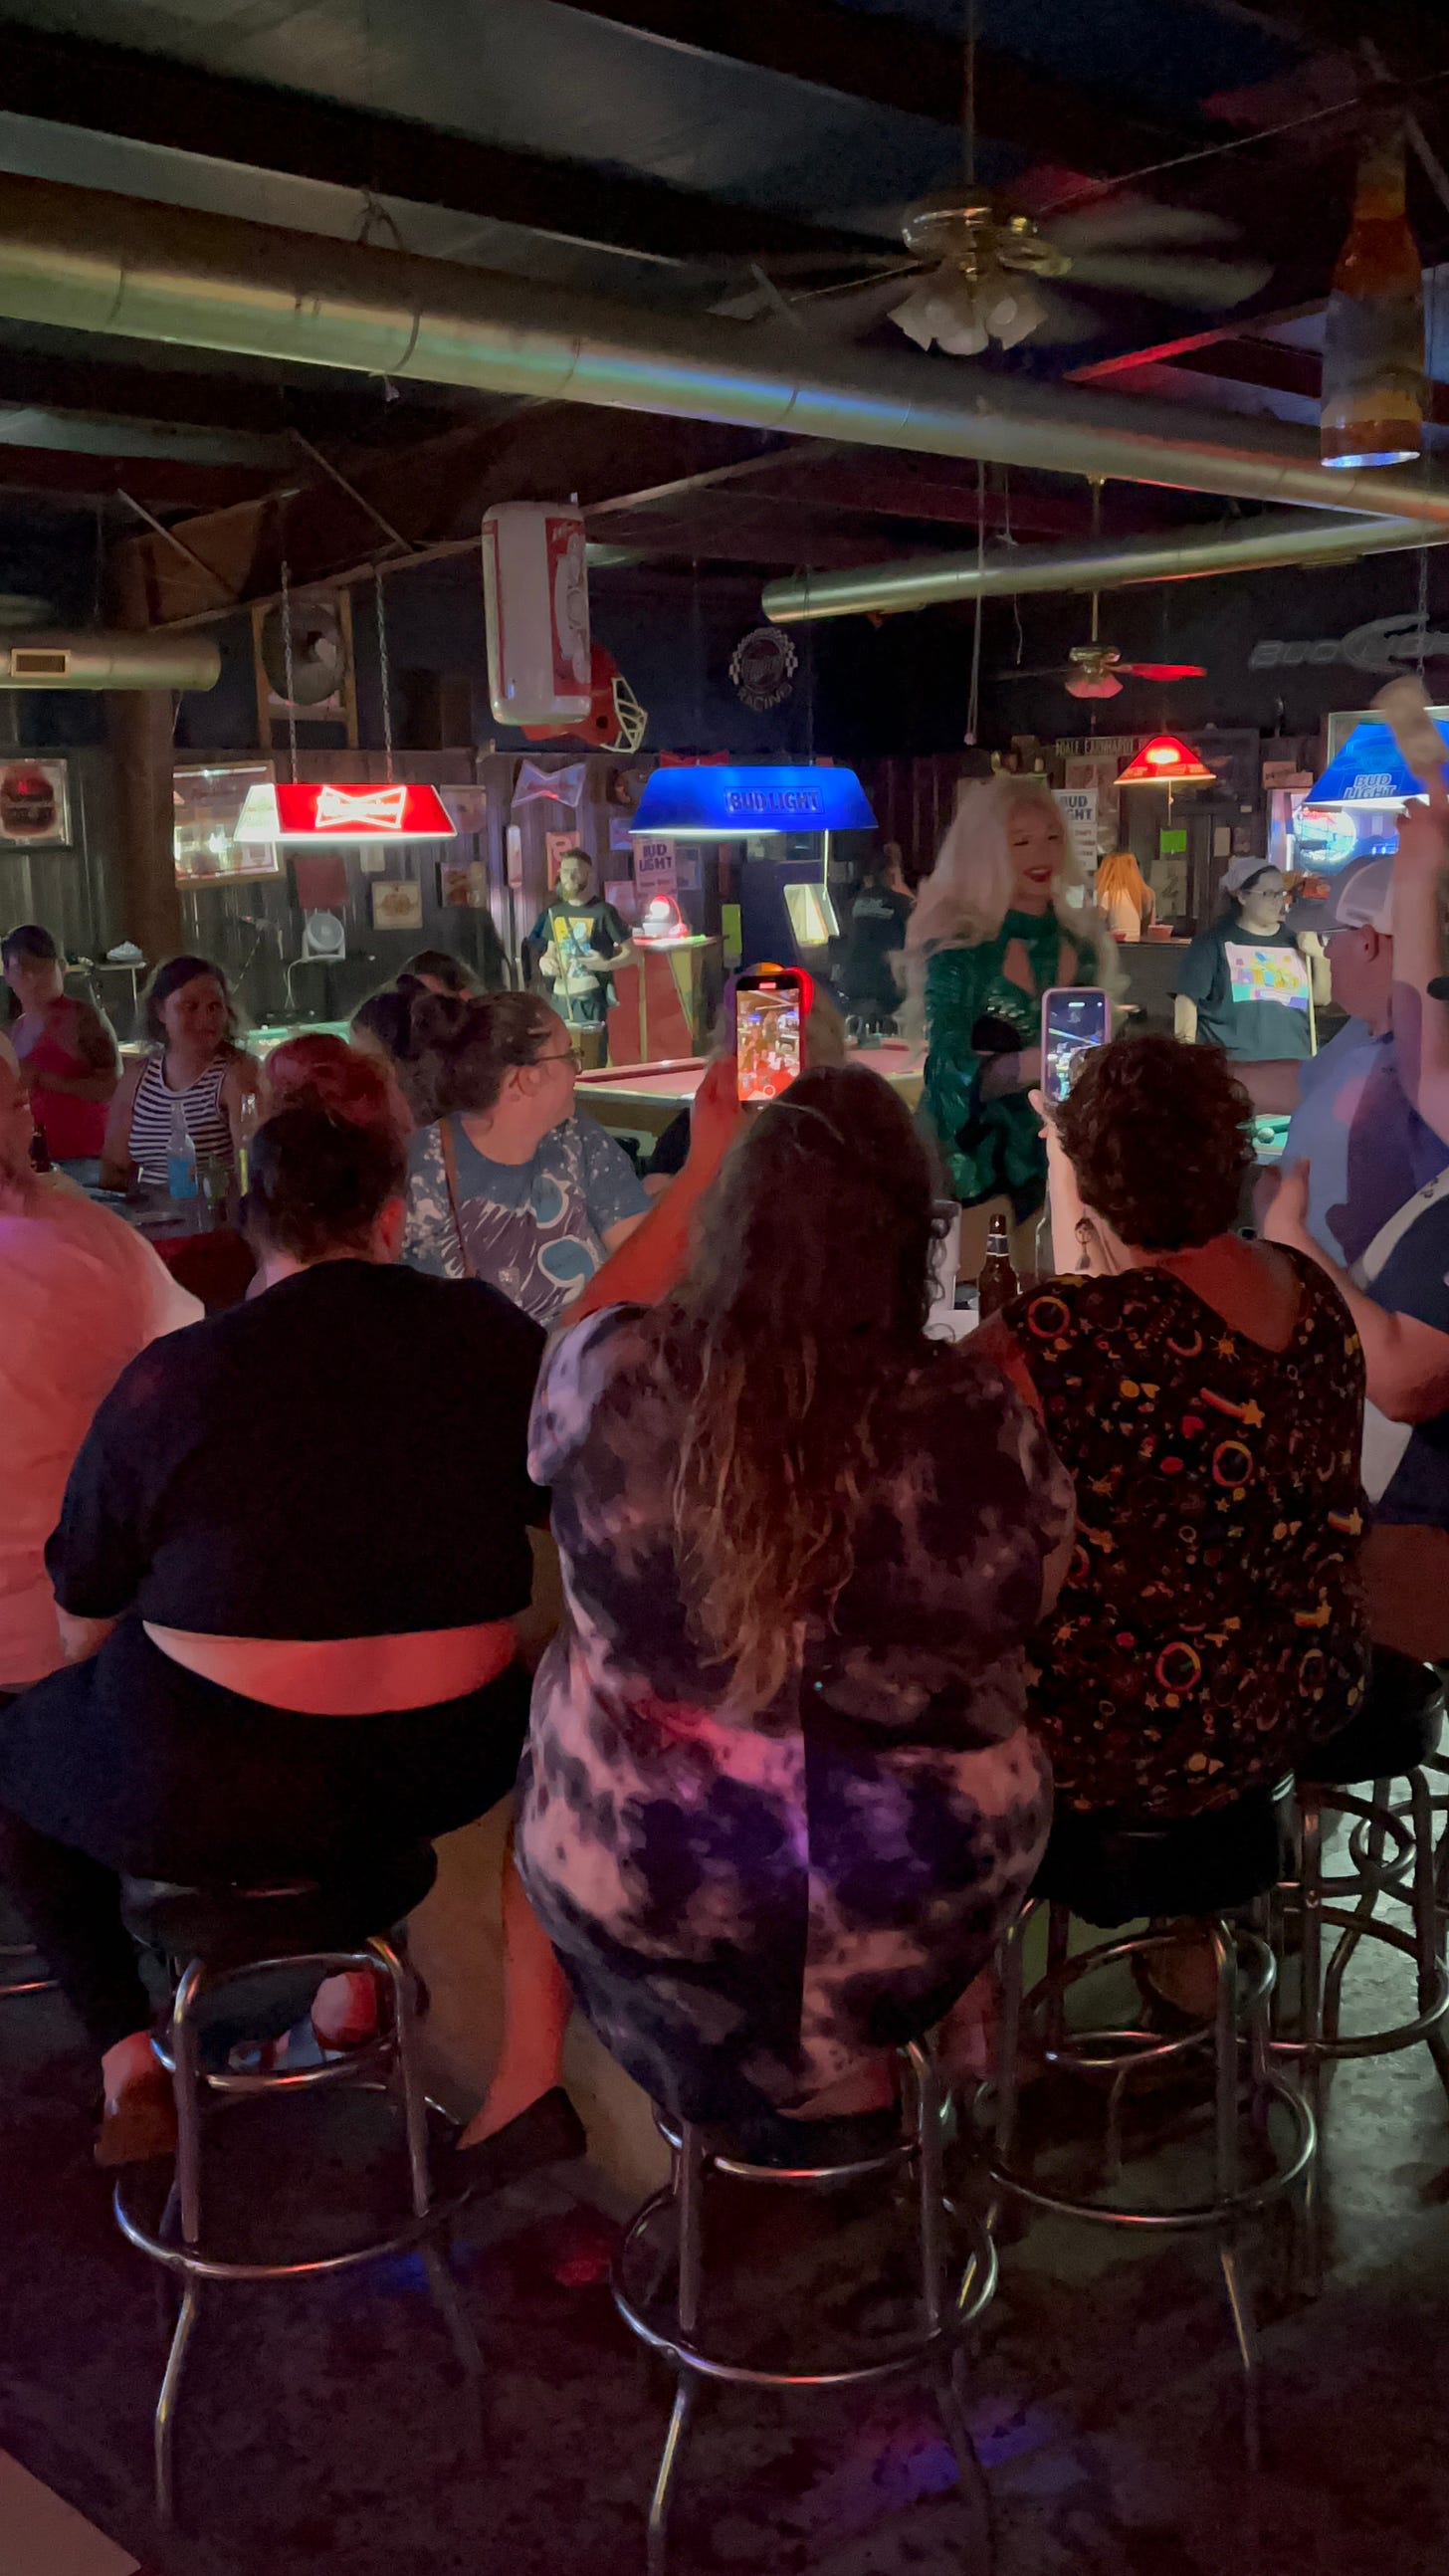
[515,1064,1074,2138]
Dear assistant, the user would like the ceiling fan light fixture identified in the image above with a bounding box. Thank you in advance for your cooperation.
[892,268,989,355]
[1065,672,1124,700]
[986,276,1048,349]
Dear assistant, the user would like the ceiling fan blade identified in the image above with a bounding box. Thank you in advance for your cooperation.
[995,667,1070,682]
[1068,251,1274,308]
[1121,661,1209,682]
[1047,198,1239,257]
[1016,282,1116,346]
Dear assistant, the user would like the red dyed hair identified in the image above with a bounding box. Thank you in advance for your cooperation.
[262,1033,406,1143]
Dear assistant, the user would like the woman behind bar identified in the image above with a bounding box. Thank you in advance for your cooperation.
[402,989,648,1327]
[977,1034,1367,1822]
[908,776,1118,1277]
[0,1105,561,2164]
[1094,847,1156,945]
[512,1064,1073,2145]
[101,953,260,1191]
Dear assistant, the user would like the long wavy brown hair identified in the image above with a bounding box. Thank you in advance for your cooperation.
[650,1065,943,1705]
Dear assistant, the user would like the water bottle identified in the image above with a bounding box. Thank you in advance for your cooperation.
[237,1091,261,1194]
[166,1095,199,1201]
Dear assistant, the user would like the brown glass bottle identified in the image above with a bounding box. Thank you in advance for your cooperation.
[975,1213,1018,1318]
[1321,124,1424,469]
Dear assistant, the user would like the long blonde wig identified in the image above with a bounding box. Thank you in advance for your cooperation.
[905,776,1120,1010]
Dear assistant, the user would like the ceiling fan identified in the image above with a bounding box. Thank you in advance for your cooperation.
[998,483,1207,698]
[1003,639,1208,700]
[718,6,1272,354]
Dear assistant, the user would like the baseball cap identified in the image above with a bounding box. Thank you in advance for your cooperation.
[1222,852,1279,898]
[1326,858,1394,937]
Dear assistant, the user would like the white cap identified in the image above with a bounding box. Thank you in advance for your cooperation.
[1222,851,1279,898]
[1327,859,1394,937]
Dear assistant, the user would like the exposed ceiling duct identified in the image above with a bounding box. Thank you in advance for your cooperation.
[761,509,1449,625]
[0,631,220,689]
[0,171,1446,536]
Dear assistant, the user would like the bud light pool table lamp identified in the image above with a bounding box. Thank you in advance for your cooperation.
[630,764,875,969]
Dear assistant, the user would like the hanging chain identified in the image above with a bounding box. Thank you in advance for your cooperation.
[962,0,977,190]
[965,456,986,746]
[280,554,299,782]
[374,566,394,780]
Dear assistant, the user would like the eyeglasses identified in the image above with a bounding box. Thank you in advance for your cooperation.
[534,1044,581,1070]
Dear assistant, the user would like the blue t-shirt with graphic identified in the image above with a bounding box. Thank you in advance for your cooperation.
[403,1114,649,1328]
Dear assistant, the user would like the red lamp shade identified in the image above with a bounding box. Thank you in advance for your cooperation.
[1116,734,1216,787]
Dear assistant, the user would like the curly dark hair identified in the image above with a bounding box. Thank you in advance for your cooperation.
[1054,1033,1253,1252]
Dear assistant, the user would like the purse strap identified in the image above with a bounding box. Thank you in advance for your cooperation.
[438,1117,475,1281]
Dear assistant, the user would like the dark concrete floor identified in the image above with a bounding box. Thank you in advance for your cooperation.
[3,1927,1448,2576]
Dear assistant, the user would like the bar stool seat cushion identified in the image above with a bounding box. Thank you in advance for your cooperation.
[118,1844,437,1966]
[1299,1649,1442,1788]
[1036,1788,1283,1928]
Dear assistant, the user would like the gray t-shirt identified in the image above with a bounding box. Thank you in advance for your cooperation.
[403,1114,649,1328]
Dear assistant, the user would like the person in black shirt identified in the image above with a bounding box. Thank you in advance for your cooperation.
[839,845,914,1034]
[0,1105,561,2167]
[527,849,631,1056]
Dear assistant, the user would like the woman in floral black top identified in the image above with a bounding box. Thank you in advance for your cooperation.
[977,1036,1367,1818]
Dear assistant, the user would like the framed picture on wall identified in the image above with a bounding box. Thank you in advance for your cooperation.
[0,757,71,846]
[173,761,281,885]
[370,878,424,933]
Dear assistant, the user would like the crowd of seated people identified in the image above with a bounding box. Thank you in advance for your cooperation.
[8,808,1449,2205]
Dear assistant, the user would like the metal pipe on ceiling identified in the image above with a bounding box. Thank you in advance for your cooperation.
[0,632,220,689]
[0,170,1444,535]
[761,510,1449,625]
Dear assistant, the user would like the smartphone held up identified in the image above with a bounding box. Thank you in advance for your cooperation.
[732,965,813,1105]
[1041,986,1110,1108]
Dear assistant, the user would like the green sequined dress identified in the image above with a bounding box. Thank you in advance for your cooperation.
[923,911,1102,1216]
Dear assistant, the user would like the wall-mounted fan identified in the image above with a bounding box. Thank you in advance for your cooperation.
[259,594,349,709]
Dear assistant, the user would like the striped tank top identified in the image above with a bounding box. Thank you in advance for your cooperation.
[128,1050,234,1187]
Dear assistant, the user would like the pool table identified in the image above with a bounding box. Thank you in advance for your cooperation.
[574,1042,926,1143]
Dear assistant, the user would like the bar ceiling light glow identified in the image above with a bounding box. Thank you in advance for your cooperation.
[236,781,456,841]
[1302,718,1449,809]
[630,764,876,841]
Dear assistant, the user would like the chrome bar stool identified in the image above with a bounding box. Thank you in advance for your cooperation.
[111,1845,479,2522]
[613,2039,996,2576]
[977,1786,1314,2468]
[1273,1655,1449,2257]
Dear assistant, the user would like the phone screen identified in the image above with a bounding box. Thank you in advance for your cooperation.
[1042,986,1110,1106]
[736,973,804,1104]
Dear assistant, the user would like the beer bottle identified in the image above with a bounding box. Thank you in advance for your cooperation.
[976,1213,1018,1318]
[1321,122,1424,469]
